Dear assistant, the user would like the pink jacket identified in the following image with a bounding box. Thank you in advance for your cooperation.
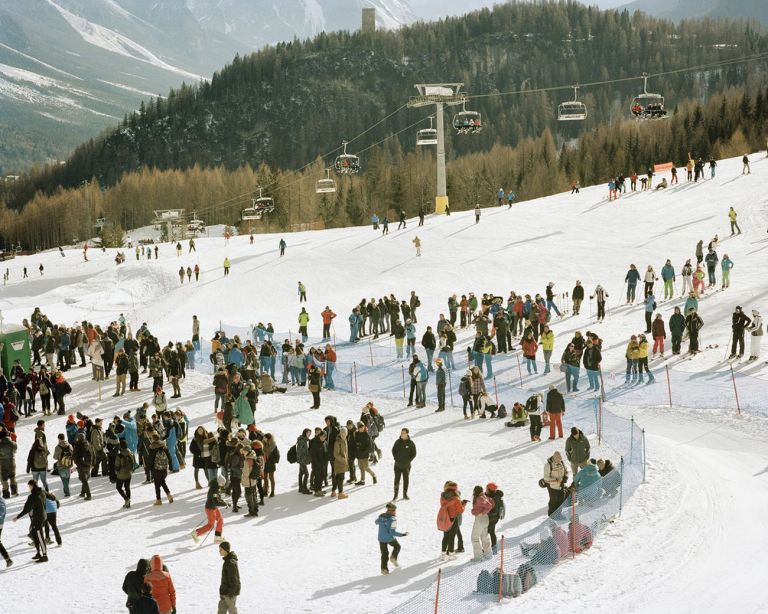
[471,493,495,516]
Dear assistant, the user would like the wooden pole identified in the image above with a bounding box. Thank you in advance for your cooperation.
[497,535,505,602]
[516,354,523,388]
[665,364,672,408]
[730,364,741,415]
[433,568,442,614]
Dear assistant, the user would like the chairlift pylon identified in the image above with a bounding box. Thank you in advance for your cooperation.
[630,72,667,120]
[557,85,587,122]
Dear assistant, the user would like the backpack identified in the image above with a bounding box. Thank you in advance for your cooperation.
[39,381,49,396]
[60,450,73,468]
[476,569,495,594]
[372,411,385,431]
[516,562,537,593]
[491,569,520,598]
[496,404,507,419]
[153,449,169,472]
[496,497,506,520]
[436,505,452,532]
[210,443,221,465]
[287,444,297,464]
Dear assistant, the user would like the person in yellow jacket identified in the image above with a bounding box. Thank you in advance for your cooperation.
[625,335,640,383]
[298,308,310,343]
[223,257,231,276]
[540,325,555,374]
[636,334,655,383]
[728,207,741,235]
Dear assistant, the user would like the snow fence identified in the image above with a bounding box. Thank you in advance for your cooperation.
[385,398,644,614]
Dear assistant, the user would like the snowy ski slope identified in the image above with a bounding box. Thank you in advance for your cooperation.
[0,153,766,613]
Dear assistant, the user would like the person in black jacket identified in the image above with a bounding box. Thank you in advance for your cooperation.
[485,483,505,554]
[309,430,327,497]
[132,582,160,614]
[192,479,226,543]
[14,479,48,562]
[571,281,585,315]
[392,429,416,500]
[730,306,752,359]
[582,339,602,391]
[218,541,241,613]
[546,386,565,439]
[323,416,339,486]
[353,422,377,486]
[122,558,150,612]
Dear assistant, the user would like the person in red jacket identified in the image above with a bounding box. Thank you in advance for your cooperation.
[437,481,466,561]
[521,332,538,374]
[143,554,176,614]
[323,344,337,390]
[470,485,495,560]
[321,307,336,341]
[651,313,666,356]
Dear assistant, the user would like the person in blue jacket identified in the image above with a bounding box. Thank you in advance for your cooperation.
[65,415,78,444]
[405,320,417,358]
[624,264,641,304]
[661,259,676,300]
[349,309,362,343]
[122,411,139,457]
[704,249,719,287]
[375,502,407,575]
[228,344,243,369]
[572,460,602,503]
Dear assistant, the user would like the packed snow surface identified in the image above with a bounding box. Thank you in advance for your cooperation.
[0,153,766,613]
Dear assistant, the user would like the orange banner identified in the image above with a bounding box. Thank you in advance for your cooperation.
[654,162,674,172]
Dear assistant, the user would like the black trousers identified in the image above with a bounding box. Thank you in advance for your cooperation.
[311,462,324,492]
[394,464,410,497]
[597,301,606,320]
[488,518,498,548]
[30,522,47,556]
[671,334,682,354]
[441,518,459,553]
[645,311,652,332]
[732,330,745,355]
[45,512,62,545]
[322,324,331,338]
[380,540,401,570]
[408,379,416,405]
[547,486,565,516]
[116,477,131,501]
[298,464,309,491]
[529,414,542,439]
[129,371,139,390]
[0,527,9,561]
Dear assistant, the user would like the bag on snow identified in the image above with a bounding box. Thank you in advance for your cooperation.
[516,562,538,593]
[476,569,495,594]
[496,404,507,419]
[491,569,520,598]
[287,444,297,464]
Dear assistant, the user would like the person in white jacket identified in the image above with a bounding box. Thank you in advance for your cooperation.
[643,265,657,298]
[748,310,763,361]
[87,338,104,381]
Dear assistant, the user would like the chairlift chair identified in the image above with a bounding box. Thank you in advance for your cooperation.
[452,103,482,135]
[334,141,360,175]
[416,115,438,146]
[557,86,587,121]
[631,73,667,120]
[316,168,337,194]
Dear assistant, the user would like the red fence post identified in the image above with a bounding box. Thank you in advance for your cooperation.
[433,568,442,614]
[730,364,741,415]
[493,376,499,407]
[516,354,523,388]
[497,535,505,602]
[665,365,672,408]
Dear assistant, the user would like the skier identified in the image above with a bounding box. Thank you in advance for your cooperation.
[349,308,361,343]
[729,306,752,359]
[382,217,389,235]
[685,308,704,354]
[742,153,750,174]
[721,254,734,289]
[434,359,446,412]
[624,265,640,303]
[747,310,763,361]
[496,187,505,206]
[669,307,685,355]
[223,257,230,276]
[591,285,608,322]
[191,479,226,543]
[474,204,481,224]
[376,502,407,575]
[545,282,561,316]
[321,306,336,340]
[644,292,656,333]
[728,207,741,235]
[298,281,307,303]
[704,249,718,287]
[188,238,196,253]
[39,264,44,276]
[279,238,286,256]
[398,210,407,230]
[695,239,704,264]
[652,313,666,356]
[709,157,717,178]
[371,213,380,230]
[175,242,182,257]
[178,267,185,284]
[194,264,200,281]
[418,206,425,226]
[643,265,657,297]
[571,180,580,194]
[218,541,241,614]
[298,308,309,343]
[412,236,421,257]
[661,259,675,300]
[507,191,516,208]
[186,266,192,282]
[680,259,693,296]
[23,267,28,279]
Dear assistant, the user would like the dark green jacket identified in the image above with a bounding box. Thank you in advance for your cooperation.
[220,552,241,597]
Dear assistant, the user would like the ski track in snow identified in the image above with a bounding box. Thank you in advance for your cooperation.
[0,154,767,613]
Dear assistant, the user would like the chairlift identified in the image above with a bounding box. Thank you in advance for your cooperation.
[557,86,587,121]
[94,217,106,229]
[241,188,274,221]
[334,141,360,175]
[416,116,438,146]
[315,168,337,194]
[630,73,667,120]
[452,103,482,135]
[187,212,205,233]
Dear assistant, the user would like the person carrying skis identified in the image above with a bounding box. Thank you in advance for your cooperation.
[730,306,752,359]
[376,502,407,575]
